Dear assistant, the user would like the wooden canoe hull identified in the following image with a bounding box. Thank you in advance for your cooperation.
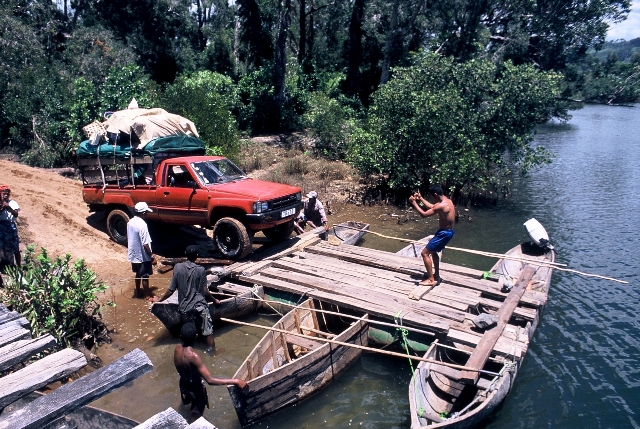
[149,284,263,335]
[409,345,517,429]
[228,300,369,425]
[328,221,370,246]
[409,238,555,428]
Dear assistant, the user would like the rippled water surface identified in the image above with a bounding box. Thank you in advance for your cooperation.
[93,104,640,428]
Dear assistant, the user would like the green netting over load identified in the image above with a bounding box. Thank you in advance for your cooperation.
[76,135,206,159]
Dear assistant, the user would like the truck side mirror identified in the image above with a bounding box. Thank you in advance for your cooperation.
[187,180,197,191]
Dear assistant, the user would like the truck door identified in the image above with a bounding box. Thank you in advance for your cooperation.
[155,163,210,224]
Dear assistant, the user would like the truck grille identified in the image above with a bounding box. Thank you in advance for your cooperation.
[270,194,299,210]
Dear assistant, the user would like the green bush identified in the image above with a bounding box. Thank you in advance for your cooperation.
[347,53,562,191]
[304,92,354,160]
[1,246,108,348]
[160,73,240,159]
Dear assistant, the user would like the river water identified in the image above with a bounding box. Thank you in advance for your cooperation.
[91,104,640,428]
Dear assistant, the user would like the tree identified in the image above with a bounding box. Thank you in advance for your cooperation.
[348,52,563,191]
[236,0,274,70]
[160,72,240,158]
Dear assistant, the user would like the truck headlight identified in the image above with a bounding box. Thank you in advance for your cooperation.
[253,201,269,213]
[295,192,302,201]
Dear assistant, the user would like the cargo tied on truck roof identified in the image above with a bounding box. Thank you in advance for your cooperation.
[77,103,302,260]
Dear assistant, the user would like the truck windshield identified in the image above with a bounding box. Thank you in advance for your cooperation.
[190,159,247,185]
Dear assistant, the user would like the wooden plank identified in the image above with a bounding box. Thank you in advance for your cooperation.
[133,408,188,429]
[214,282,254,295]
[446,328,526,359]
[160,257,234,266]
[291,251,419,289]
[0,335,57,372]
[272,258,414,297]
[0,348,87,409]
[0,348,153,429]
[285,333,324,351]
[408,285,435,301]
[260,267,467,323]
[458,265,537,385]
[241,260,273,276]
[0,324,31,348]
[428,364,492,391]
[313,241,488,279]
[246,274,449,334]
[0,310,30,330]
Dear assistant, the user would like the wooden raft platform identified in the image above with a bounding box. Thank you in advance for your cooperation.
[223,232,548,360]
[0,303,153,429]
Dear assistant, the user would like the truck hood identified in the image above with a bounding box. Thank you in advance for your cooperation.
[205,178,300,200]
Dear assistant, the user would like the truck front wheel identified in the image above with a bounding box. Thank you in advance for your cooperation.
[212,217,252,259]
[107,209,130,245]
[262,219,294,242]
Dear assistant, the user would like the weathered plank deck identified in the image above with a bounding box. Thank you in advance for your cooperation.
[133,407,218,429]
[226,231,541,360]
[0,348,152,429]
[0,303,155,429]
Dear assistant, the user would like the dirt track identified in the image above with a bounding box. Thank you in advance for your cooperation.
[2,159,127,283]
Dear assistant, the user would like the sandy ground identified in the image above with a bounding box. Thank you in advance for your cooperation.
[2,159,127,284]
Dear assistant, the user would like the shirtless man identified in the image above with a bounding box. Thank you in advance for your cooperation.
[174,322,247,420]
[409,185,455,287]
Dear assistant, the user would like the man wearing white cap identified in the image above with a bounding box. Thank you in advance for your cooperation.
[127,202,155,299]
[297,191,329,236]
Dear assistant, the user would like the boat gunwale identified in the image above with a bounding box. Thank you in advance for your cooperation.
[409,240,555,428]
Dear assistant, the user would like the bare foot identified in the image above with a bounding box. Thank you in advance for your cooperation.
[419,279,438,287]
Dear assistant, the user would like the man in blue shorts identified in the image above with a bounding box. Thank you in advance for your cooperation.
[409,185,455,287]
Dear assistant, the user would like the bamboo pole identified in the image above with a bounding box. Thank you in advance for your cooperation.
[336,225,629,284]
[219,317,500,376]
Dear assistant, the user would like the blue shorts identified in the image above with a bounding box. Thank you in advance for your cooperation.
[426,229,454,252]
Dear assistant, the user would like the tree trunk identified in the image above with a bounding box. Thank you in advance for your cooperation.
[298,0,307,64]
[345,0,365,95]
[275,0,292,105]
[380,0,399,84]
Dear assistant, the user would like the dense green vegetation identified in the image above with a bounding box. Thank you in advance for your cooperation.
[0,0,635,194]
[568,38,640,104]
[0,246,108,348]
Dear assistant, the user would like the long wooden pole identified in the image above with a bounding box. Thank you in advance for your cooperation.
[219,317,500,376]
[336,225,629,284]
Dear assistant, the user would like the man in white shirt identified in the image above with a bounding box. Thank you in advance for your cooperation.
[127,202,155,299]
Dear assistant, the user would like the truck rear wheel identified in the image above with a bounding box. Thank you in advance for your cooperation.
[212,217,252,259]
[262,219,294,242]
[107,209,130,245]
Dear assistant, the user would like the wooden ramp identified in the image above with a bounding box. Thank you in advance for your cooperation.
[224,233,548,361]
[0,304,153,429]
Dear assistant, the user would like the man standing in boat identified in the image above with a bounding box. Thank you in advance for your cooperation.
[174,322,247,420]
[154,245,219,351]
[409,185,455,287]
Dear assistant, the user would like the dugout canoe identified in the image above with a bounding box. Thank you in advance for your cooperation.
[327,221,370,245]
[408,221,555,428]
[227,299,369,425]
[150,282,264,335]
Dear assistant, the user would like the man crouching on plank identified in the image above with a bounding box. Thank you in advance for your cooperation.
[409,184,455,287]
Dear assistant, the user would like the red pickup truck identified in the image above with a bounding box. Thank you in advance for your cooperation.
[81,155,302,259]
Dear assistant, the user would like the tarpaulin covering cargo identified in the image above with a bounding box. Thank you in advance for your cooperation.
[76,135,206,160]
